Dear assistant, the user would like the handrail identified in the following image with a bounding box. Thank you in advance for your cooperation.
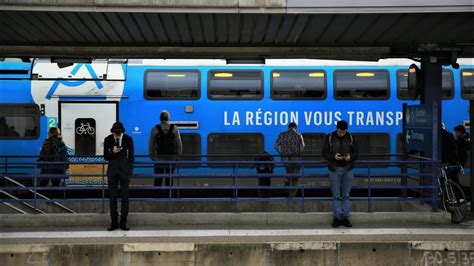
[0,154,438,214]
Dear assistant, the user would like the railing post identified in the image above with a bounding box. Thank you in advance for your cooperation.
[34,164,38,210]
[168,161,172,213]
[368,162,372,213]
[4,157,7,176]
[300,164,305,213]
[102,163,105,214]
[431,160,439,212]
[233,163,239,213]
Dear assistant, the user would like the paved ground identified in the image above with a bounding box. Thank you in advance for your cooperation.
[1,225,473,245]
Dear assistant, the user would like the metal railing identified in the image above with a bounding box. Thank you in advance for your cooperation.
[0,154,439,213]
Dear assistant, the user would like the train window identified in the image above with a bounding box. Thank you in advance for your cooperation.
[352,133,390,161]
[397,69,454,100]
[180,133,201,161]
[208,70,263,100]
[334,70,389,100]
[144,70,200,99]
[208,133,264,161]
[271,70,326,100]
[301,133,325,160]
[461,69,474,100]
[0,104,39,139]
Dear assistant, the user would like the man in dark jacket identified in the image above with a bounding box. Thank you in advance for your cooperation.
[148,111,182,188]
[104,122,134,231]
[322,120,359,228]
[454,125,470,167]
[441,124,458,165]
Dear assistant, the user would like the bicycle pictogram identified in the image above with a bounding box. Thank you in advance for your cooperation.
[76,123,95,135]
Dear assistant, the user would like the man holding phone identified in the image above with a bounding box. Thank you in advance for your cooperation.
[104,122,134,231]
[322,120,359,228]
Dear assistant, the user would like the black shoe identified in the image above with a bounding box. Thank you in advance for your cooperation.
[332,218,341,228]
[120,218,130,231]
[107,221,119,231]
[341,218,352,228]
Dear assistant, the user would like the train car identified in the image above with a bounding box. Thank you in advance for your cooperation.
[0,58,472,189]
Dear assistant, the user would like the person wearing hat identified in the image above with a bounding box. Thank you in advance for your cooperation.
[274,122,305,197]
[103,122,135,231]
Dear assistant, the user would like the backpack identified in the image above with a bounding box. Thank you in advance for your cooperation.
[328,132,353,152]
[155,124,177,155]
[40,139,67,169]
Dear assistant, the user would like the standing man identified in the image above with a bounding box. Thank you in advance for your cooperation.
[104,122,134,231]
[274,122,305,197]
[454,125,470,167]
[322,120,358,228]
[149,111,183,189]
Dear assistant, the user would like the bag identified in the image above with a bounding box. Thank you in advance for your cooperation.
[255,152,274,173]
[39,139,67,170]
[155,124,177,155]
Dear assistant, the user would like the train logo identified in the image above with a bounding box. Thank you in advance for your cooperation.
[46,64,104,100]
[31,63,125,118]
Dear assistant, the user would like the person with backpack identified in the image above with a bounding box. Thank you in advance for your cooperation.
[322,120,359,228]
[274,122,305,197]
[38,127,68,187]
[148,111,183,188]
[254,151,275,198]
[104,122,134,231]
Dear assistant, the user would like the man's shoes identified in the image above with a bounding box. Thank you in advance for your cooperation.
[341,218,352,228]
[107,221,119,231]
[332,218,341,228]
[120,218,130,231]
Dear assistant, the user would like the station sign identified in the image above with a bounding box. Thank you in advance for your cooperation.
[405,104,433,152]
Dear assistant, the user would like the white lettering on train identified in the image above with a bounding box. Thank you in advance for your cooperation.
[224,111,403,127]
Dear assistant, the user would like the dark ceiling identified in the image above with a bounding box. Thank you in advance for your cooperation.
[0,11,473,60]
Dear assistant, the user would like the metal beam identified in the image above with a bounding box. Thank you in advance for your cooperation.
[1,0,472,13]
[0,45,391,60]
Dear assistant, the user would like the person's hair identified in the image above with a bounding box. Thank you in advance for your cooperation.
[288,122,297,128]
[336,120,348,130]
[454,125,466,134]
[160,110,170,121]
[48,127,60,139]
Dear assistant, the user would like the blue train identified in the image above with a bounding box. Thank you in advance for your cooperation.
[0,59,472,185]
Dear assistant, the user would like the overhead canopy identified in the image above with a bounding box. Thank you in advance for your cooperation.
[0,0,473,60]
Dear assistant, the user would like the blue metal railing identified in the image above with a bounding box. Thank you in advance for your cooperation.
[0,154,439,213]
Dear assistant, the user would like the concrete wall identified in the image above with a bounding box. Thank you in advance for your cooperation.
[2,241,473,266]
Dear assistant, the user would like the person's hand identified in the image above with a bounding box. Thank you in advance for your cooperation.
[113,146,123,153]
[344,154,351,161]
[335,153,342,160]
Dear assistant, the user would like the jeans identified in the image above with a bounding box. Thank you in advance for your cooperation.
[329,167,354,219]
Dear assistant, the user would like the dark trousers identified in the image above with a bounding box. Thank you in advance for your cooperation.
[108,172,130,222]
[39,169,63,187]
[39,169,63,198]
[284,166,300,197]
[258,177,271,197]
[154,165,175,187]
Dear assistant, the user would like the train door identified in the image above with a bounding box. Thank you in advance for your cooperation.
[59,102,118,156]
